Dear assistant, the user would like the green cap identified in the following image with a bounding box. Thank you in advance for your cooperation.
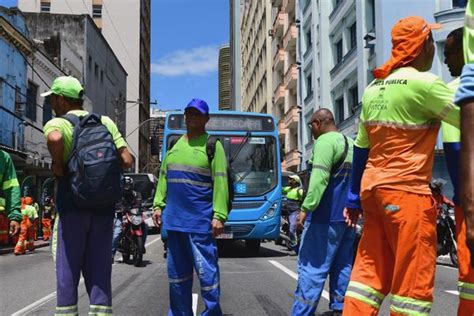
[41,76,84,99]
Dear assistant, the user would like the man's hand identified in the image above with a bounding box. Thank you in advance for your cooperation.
[211,218,225,238]
[344,208,362,228]
[297,211,307,232]
[9,220,20,236]
[152,208,162,228]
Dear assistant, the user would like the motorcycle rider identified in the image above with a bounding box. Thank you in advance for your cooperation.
[430,178,455,214]
[112,176,148,264]
[282,175,304,254]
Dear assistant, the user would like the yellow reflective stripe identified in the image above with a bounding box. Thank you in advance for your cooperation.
[214,172,227,178]
[312,164,330,172]
[167,178,212,188]
[202,283,219,291]
[89,305,112,315]
[391,295,432,315]
[439,102,456,121]
[345,291,381,308]
[294,294,318,307]
[168,163,211,177]
[52,213,59,262]
[364,120,439,130]
[465,13,474,30]
[458,281,474,300]
[55,305,78,315]
[390,305,428,316]
[348,281,385,300]
[2,178,19,190]
[0,230,8,233]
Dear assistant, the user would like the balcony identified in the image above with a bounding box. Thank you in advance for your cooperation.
[284,64,297,90]
[273,84,286,106]
[273,48,285,71]
[277,119,287,138]
[284,105,299,129]
[273,12,286,38]
[283,23,297,50]
[284,149,300,171]
[271,0,282,7]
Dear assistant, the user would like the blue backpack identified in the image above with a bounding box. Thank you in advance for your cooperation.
[62,113,124,210]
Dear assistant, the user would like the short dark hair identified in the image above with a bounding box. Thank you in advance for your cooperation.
[447,27,463,51]
[63,95,84,107]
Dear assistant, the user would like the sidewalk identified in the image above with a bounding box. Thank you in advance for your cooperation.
[0,239,50,255]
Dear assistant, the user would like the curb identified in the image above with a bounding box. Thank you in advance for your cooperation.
[0,241,50,255]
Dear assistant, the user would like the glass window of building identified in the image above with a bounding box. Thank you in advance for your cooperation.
[43,98,52,125]
[92,4,102,18]
[335,39,343,64]
[26,82,38,122]
[350,22,357,50]
[335,97,344,124]
[40,1,50,12]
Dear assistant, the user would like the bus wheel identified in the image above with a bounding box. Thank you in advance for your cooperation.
[245,239,261,255]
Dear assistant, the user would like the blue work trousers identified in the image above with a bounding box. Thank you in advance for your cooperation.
[288,211,300,250]
[292,222,355,315]
[55,211,114,315]
[167,230,222,316]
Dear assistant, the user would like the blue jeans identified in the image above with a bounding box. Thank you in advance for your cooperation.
[292,222,355,315]
[288,211,300,250]
[111,217,122,257]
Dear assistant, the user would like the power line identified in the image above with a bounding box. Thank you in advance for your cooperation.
[64,0,75,14]
[0,76,45,111]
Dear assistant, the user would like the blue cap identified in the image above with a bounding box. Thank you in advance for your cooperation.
[185,98,209,115]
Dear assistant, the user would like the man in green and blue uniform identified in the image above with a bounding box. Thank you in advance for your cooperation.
[0,150,21,242]
[153,98,229,315]
[43,76,133,315]
[292,108,355,316]
[282,175,303,252]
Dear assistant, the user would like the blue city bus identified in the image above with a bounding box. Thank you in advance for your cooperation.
[161,111,282,253]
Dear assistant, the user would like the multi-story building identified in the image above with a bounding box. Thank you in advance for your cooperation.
[297,0,465,171]
[18,0,152,172]
[219,45,231,110]
[0,7,31,171]
[230,0,244,111]
[22,13,127,132]
[240,0,273,115]
[272,0,299,172]
[148,108,165,176]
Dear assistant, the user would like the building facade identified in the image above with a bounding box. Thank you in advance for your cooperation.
[240,0,273,115]
[297,0,465,170]
[18,0,152,172]
[219,45,231,110]
[149,108,165,176]
[272,0,299,172]
[230,0,243,111]
[22,13,127,134]
[0,7,31,172]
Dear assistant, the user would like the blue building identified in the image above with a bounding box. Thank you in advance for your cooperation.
[0,6,31,158]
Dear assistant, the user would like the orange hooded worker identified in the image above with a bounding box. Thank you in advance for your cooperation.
[14,196,36,255]
[343,16,460,315]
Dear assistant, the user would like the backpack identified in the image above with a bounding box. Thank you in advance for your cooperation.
[168,136,234,212]
[298,134,349,197]
[62,113,124,210]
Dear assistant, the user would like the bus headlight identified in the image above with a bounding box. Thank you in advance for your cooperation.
[260,202,278,220]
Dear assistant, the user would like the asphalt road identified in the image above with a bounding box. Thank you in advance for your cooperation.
[0,234,460,315]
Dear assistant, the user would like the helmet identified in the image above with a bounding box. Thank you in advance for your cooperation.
[429,178,446,191]
[123,176,134,194]
[289,174,301,185]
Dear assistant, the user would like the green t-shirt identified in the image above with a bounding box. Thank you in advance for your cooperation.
[43,110,128,162]
[0,150,21,222]
[302,132,353,212]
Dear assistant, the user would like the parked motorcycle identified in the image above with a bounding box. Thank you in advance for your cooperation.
[437,206,458,267]
[119,202,147,267]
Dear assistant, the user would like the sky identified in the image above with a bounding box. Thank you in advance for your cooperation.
[1,0,230,112]
[151,0,230,111]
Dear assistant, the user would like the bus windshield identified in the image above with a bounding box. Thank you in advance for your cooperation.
[220,136,278,197]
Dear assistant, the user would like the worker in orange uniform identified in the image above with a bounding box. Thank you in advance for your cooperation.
[14,197,37,254]
[442,26,474,315]
[343,17,460,315]
[0,198,9,245]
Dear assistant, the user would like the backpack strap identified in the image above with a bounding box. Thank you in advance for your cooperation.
[206,136,218,163]
[61,113,81,127]
[330,134,349,175]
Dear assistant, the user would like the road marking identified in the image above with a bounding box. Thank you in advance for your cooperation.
[12,278,84,315]
[268,260,330,301]
[192,293,198,315]
[145,236,162,247]
[445,290,459,296]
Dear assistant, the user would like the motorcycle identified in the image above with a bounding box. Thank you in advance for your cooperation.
[275,197,301,252]
[119,203,147,267]
[437,206,458,267]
